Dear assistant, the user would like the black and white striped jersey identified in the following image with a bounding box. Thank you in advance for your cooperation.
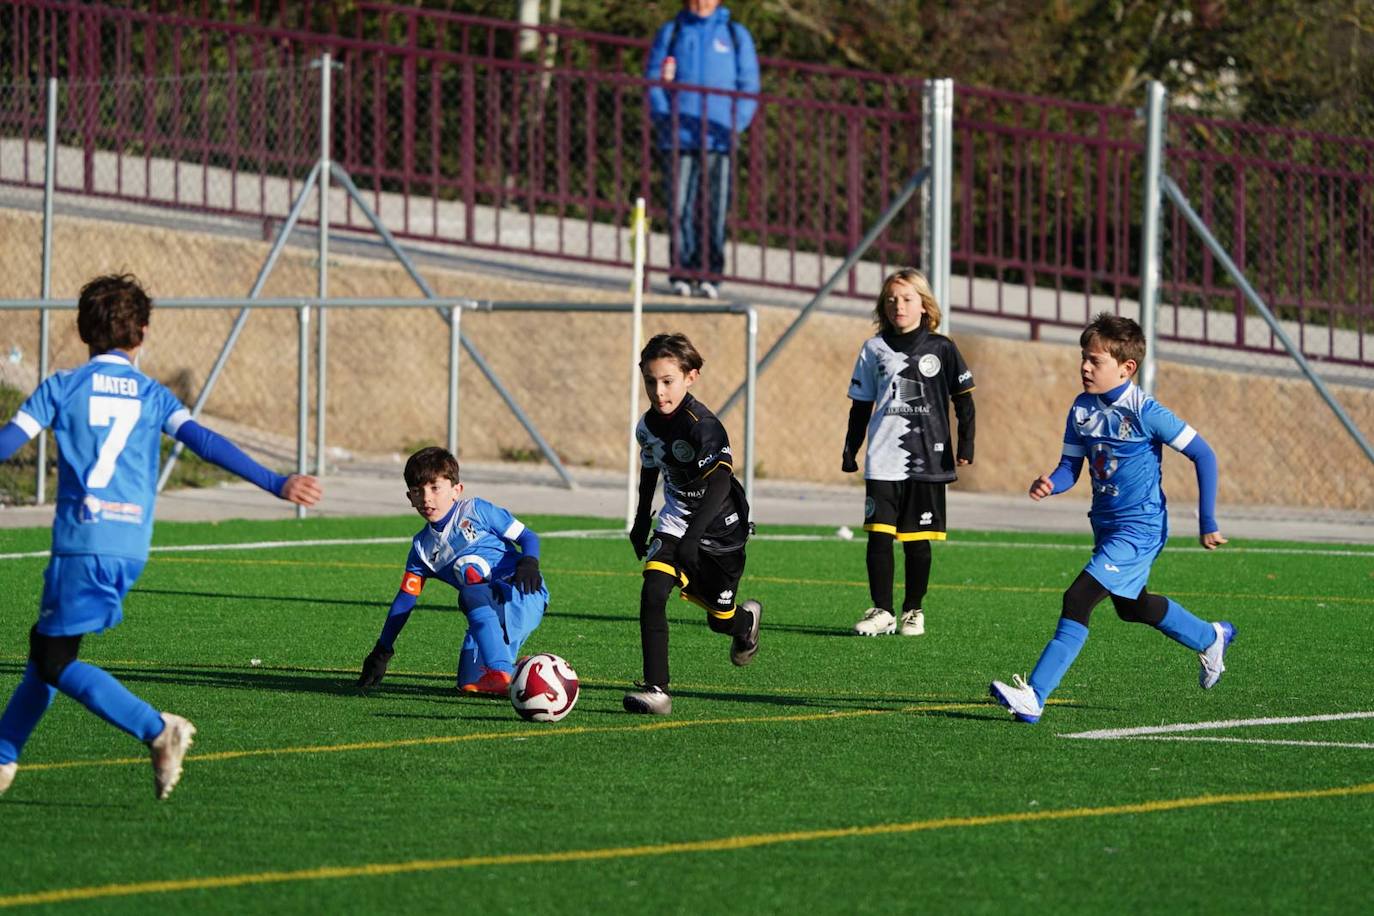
[848,328,975,482]
[636,393,750,553]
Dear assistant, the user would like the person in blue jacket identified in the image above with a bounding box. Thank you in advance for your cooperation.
[646,0,760,300]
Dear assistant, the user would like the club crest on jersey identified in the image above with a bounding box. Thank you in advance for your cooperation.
[918,353,941,377]
[457,517,479,543]
[671,440,695,462]
[1117,415,1134,439]
[1089,442,1118,480]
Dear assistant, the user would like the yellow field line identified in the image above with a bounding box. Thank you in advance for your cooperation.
[17,702,987,773]
[140,556,1374,605]
[3,780,1371,908]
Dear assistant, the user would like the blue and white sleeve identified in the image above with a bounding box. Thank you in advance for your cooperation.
[1048,408,1085,493]
[0,376,61,461]
[1144,400,1217,533]
[475,498,526,545]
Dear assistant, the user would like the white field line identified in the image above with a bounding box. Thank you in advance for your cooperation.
[1116,735,1374,750]
[1060,710,1374,742]
[2,529,1372,562]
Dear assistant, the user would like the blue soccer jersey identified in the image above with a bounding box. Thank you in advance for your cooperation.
[403,497,531,590]
[1061,382,1196,527]
[12,353,190,560]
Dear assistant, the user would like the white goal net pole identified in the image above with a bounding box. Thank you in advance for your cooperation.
[625,197,648,530]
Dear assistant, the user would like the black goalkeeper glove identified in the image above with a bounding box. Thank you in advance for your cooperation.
[629,516,652,559]
[513,556,542,595]
[675,536,700,572]
[841,448,859,473]
[357,644,394,689]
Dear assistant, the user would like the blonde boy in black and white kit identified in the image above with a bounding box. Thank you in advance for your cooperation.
[842,268,976,636]
[625,333,761,715]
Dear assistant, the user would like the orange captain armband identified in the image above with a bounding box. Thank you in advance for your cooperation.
[400,572,425,596]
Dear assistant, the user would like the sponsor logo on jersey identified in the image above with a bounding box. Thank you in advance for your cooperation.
[918,353,941,377]
[672,440,695,462]
[724,512,739,525]
[957,369,973,383]
[400,572,425,596]
[933,442,944,452]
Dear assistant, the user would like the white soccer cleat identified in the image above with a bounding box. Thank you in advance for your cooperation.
[623,684,673,715]
[1199,621,1237,690]
[989,674,1044,724]
[149,712,197,800]
[853,607,896,636]
[730,599,762,666]
[899,608,926,636]
[0,761,16,795]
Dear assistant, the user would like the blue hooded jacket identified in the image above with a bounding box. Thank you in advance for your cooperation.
[646,6,760,151]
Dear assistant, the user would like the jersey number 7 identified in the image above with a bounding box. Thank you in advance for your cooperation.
[87,396,142,488]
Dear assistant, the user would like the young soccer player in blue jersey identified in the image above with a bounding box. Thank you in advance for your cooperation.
[989,312,1235,723]
[355,447,548,697]
[0,274,321,799]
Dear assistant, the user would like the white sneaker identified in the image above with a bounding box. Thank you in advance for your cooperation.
[730,599,762,666]
[853,607,896,636]
[697,281,720,299]
[1199,621,1237,689]
[623,684,672,715]
[149,712,197,800]
[989,674,1044,723]
[671,280,693,297]
[899,609,926,636]
[0,761,16,794]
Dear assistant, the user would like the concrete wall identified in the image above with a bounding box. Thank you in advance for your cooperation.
[2,207,1370,513]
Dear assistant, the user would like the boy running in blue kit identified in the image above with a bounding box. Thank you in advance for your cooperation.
[0,274,321,798]
[989,313,1235,723]
[356,447,548,697]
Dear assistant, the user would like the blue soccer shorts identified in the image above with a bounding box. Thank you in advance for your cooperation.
[1085,516,1168,599]
[38,554,146,637]
[456,579,548,685]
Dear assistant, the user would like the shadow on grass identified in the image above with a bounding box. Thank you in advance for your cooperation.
[129,587,856,637]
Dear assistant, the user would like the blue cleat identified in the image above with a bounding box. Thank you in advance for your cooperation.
[1198,621,1236,689]
[990,674,1043,724]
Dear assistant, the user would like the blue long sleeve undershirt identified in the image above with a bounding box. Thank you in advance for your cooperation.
[1182,433,1218,534]
[174,420,288,496]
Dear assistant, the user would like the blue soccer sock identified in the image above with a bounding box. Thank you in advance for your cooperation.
[457,585,515,675]
[0,663,58,764]
[56,661,164,742]
[1155,599,1216,652]
[455,634,482,686]
[1028,618,1090,706]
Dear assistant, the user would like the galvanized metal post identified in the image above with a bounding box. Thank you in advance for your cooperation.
[923,78,954,331]
[36,78,57,505]
[296,303,311,520]
[447,303,461,457]
[315,53,332,482]
[1139,81,1167,397]
[744,305,757,508]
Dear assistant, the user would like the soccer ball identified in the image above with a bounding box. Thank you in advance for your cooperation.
[509,653,580,722]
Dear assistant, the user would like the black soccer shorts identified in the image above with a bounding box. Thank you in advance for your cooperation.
[643,533,748,621]
[863,479,948,541]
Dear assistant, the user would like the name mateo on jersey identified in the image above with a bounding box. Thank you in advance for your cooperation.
[92,374,139,396]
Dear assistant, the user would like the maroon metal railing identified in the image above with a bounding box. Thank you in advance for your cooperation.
[1,0,1370,366]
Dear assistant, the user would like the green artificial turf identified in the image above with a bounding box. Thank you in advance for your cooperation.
[0,515,1371,913]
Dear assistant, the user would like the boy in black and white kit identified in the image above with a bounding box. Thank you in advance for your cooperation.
[842,268,976,636]
[625,333,761,715]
